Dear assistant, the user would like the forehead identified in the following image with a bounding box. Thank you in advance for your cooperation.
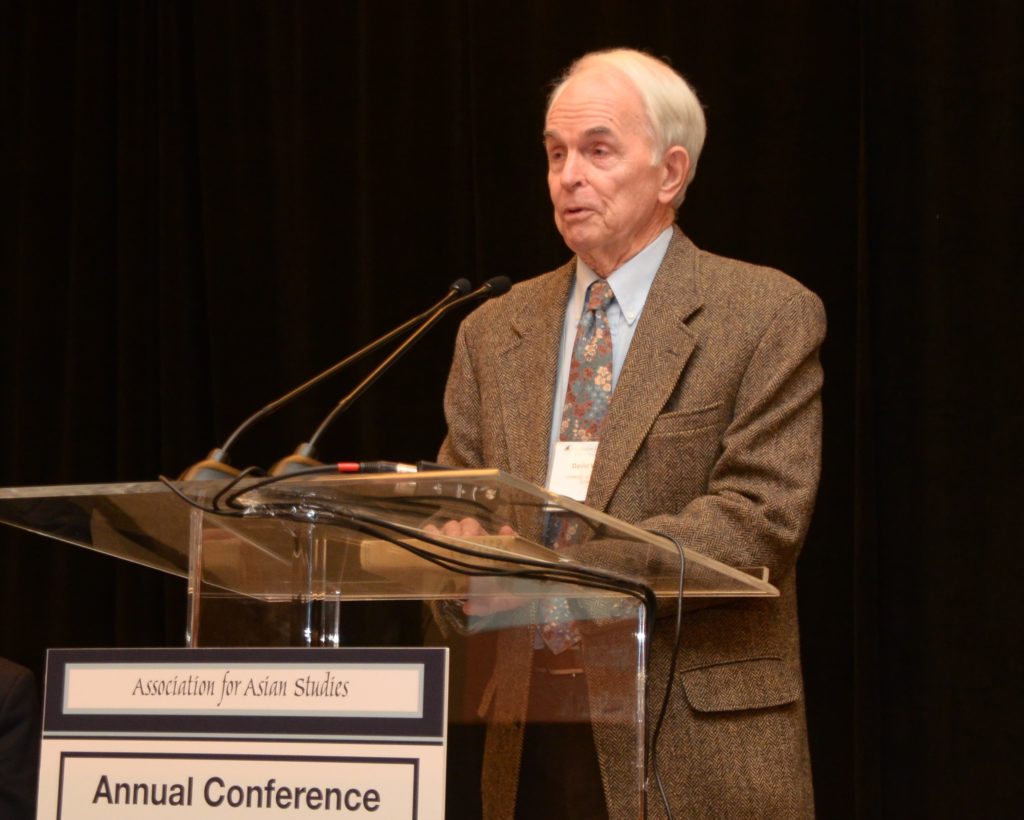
[544,67,650,141]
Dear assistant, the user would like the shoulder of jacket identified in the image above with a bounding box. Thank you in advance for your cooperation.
[695,247,823,317]
[461,261,573,333]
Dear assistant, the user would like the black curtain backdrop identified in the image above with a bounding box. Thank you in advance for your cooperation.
[1,2,1020,817]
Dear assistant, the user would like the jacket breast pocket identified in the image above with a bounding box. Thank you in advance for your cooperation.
[648,402,727,437]
[617,404,729,518]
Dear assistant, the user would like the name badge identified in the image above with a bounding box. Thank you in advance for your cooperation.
[548,440,599,501]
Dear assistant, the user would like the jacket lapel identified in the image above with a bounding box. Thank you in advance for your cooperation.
[496,262,575,488]
[586,229,704,512]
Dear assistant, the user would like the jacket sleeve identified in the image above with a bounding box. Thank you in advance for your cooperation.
[437,320,485,470]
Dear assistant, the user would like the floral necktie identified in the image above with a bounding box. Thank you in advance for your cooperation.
[559,281,615,441]
[541,280,615,654]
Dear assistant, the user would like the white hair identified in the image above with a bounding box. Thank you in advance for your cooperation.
[548,48,707,207]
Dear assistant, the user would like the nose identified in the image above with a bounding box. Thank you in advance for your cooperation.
[559,150,585,190]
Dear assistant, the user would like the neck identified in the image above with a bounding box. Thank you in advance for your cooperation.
[579,214,673,277]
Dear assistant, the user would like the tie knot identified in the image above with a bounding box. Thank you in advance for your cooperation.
[586,281,614,312]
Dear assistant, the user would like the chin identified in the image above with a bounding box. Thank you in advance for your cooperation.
[559,227,597,253]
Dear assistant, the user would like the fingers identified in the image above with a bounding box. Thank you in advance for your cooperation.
[421,519,516,537]
[440,517,488,537]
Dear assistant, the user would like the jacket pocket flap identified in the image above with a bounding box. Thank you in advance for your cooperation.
[681,657,802,713]
[648,402,726,436]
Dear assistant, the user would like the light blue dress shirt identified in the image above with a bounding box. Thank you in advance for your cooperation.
[544,227,673,488]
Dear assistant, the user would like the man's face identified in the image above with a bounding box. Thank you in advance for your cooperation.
[544,68,674,276]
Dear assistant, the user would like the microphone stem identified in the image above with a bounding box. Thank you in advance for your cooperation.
[305,298,457,450]
[219,288,462,454]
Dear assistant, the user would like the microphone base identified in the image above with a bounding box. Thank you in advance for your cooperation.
[269,452,323,477]
[179,450,242,481]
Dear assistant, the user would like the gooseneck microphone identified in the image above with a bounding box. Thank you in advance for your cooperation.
[179,278,473,480]
[269,276,511,476]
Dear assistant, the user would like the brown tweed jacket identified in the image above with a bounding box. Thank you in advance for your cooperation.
[439,228,824,819]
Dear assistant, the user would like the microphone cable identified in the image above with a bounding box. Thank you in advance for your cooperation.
[644,530,687,820]
[161,467,656,616]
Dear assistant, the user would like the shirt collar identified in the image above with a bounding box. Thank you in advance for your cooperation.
[573,227,673,326]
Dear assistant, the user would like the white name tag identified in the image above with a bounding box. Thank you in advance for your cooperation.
[548,440,599,501]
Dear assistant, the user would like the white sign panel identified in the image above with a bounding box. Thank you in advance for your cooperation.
[63,664,423,716]
[37,648,448,819]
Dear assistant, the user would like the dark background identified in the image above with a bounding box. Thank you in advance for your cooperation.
[1,1,1021,817]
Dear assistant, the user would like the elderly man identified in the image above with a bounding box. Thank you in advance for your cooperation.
[439,48,824,818]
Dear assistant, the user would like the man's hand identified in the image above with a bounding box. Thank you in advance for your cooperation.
[421,518,522,616]
[423,517,516,538]
[461,577,526,616]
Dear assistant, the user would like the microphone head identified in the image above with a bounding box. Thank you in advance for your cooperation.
[481,276,512,297]
[450,278,473,295]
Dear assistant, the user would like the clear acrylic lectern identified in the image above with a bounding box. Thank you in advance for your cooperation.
[0,469,777,818]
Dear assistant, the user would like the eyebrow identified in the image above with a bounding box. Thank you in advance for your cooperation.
[542,125,616,142]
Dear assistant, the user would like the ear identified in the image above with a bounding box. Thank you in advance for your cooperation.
[657,146,690,205]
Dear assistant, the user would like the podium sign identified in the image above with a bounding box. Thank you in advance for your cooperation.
[37,647,448,819]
